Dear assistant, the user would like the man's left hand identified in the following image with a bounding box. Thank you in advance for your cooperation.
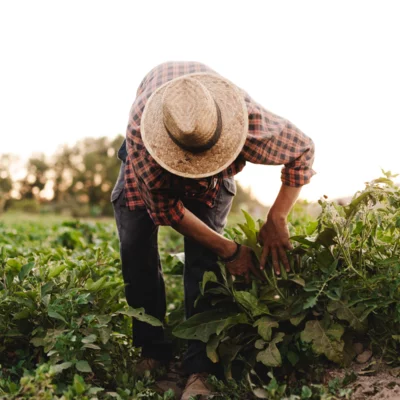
[258,213,293,275]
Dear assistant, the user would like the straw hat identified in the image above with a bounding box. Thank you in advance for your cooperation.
[141,73,248,178]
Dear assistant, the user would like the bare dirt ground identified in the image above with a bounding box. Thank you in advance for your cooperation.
[329,361,400,399]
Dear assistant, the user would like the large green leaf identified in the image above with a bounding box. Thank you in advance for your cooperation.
[344,191,374,218]
[201,271,218,295]
[50,362,73,374]
[238,210,258,249]
[48,263,67,279]
[315,250,336,272]
[85,276,108,292]
[41,281,55,297]
[173,310,237,342]
[289,275,306,287]
[216,313,249,335]
[6,259,21,269]
[306,220,319,235]
[327,301,370,332]
[99,327,112,345]
[234,291,270,317]
[290,236,319,248]
[242,209,256,231]
[256,332,284,367]
[75,360,92,373]
[81,334,97,344]
[303,296,318,310]
[301,316,345,363]
[253,316,279,341]
[48,310,67,324]
[206,334,221,363]
[290,312,307,327]
[18,262,35,282]
[316,228,337,248]
[116,307,162,327]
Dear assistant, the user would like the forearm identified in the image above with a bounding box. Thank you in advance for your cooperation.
[173,208,236,258]
[269,184,302,220]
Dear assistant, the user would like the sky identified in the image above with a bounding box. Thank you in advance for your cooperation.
[1,0,399,205]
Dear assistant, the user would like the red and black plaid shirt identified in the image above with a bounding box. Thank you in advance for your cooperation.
[125,61,315,226]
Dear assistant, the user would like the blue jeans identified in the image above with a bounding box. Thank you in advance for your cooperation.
[112,162,236,375]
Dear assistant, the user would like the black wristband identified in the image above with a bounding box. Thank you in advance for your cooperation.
[220,241,241,263]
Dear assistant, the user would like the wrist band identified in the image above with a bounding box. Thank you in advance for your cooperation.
[220,241,241,263]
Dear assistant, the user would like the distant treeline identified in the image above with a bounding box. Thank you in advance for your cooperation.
[0,136,264,218]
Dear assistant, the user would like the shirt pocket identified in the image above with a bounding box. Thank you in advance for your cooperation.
[222,177,237,196]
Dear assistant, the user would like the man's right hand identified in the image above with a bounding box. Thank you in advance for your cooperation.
[225,245,265,283]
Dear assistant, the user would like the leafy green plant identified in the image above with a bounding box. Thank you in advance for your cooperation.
[2,172,400,399]
[173,172,400,384]
[0,219,166,399]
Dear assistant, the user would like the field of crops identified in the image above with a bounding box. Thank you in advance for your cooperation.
[1,174,400,400]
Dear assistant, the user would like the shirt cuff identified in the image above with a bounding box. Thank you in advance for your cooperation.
[281,167,316,187]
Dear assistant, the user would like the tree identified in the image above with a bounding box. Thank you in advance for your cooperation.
[18,154,50,200]
[51,135,124,216]
[0,155,14,213]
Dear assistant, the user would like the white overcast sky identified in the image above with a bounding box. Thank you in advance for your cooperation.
[1,0,399,205]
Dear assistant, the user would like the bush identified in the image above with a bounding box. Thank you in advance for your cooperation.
[173,172,400,388]
[7,199,41,214]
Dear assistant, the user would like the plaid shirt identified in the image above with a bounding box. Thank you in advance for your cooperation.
[124,61,315,226]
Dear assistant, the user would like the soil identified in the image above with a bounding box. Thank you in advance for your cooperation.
[329,361,400,400]
[155,359,400,399]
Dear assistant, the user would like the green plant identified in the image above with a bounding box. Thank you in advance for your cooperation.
[173,172,400,385]
[0,218,164,399]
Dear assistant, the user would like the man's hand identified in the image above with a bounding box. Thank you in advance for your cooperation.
[225,245,265,283]
[258,213,293,275]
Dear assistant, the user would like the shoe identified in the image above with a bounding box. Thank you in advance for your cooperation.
[134,358,162,377]
[180,373,213,400]
[154,377,183,398]
[152,362,186,398]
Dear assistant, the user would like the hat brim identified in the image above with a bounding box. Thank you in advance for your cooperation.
[141,73,248,178]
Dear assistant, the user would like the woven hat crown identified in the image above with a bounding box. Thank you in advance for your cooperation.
[141,71,248,178]
[162,77,220,152]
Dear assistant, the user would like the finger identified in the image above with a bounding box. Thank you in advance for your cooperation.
[278,246,290,272]
[257,228,265,245]
[250,251,266,281]
[271,247,280,275]
[285,238,293,251]
[249,263,265,281]
[259,245,269,270]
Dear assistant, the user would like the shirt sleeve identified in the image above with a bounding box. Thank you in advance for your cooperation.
[241,92,316,187]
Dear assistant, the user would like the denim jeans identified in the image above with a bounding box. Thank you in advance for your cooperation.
[112,159,236,375]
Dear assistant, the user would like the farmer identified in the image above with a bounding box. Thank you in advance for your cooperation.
[111,61,315,399]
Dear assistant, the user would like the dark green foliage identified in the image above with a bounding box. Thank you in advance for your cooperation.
[1,172,400,399]
[173,172,400,388]
[0,218,171,399]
